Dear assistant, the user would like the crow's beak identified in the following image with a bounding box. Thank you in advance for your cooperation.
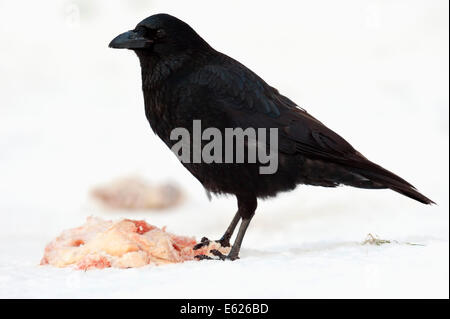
[109,30,153,49]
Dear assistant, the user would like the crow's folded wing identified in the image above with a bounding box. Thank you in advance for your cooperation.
[182,59,430,202]
[189,61,361,163]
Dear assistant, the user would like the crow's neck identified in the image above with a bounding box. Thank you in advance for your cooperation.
[136,53,190,143]
[136,50,212,142]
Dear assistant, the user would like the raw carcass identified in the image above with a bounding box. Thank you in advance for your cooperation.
[41,217,228,270]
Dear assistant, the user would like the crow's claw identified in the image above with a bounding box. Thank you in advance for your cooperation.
[194,254,213,260]
[210,249,226,260]
[193,237,211,250]
[210,249,240,261]
[200,236,209,243]
[195,251,239,261]
[193,236,231,250]
[193,236,235,260]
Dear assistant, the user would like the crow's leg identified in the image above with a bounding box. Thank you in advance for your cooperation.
[211,214,254,260]
[193,211,241,251]
[206,195,257,261]
[217,211,241,247]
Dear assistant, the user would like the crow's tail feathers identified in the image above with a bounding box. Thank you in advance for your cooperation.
[349,160,435,205]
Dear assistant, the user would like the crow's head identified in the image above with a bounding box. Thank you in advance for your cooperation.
[109,14,210,58]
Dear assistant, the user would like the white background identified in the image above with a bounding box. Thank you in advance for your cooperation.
[0,0,448,298]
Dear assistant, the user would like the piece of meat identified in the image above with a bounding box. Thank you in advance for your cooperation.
[90,176,183,210]
[40,217,229,270]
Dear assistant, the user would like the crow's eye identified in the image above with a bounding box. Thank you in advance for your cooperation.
[156,29,166,38]
[134,26,149,36]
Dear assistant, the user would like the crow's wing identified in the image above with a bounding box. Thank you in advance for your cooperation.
[181,58,433,204]
[189,59,360,162]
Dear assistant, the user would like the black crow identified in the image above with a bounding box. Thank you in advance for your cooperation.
[109,14,434,260]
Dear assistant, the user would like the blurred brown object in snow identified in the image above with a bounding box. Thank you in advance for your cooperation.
[90,176,183,210]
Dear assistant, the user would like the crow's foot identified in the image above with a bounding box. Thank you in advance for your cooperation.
[192,236,231,251]
[210,249,239,261]
[194,250,239,261]
[194,254,213,260]
[193,236,235,260]
[192,237,211,250]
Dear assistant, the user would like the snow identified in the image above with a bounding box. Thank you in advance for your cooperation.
[0,0,448,298]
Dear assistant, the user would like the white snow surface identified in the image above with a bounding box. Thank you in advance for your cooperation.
[0,0,448,298]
